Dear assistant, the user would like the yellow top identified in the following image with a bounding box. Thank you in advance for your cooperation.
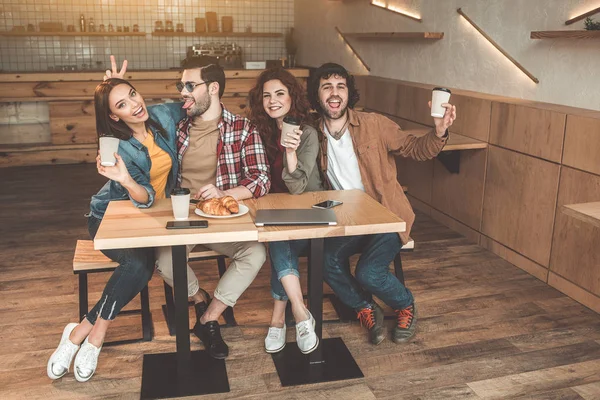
[142,132,171,200]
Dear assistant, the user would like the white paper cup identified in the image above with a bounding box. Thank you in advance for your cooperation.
[280,116,300,148]
[431,87,451,118]
[99,136,120,166]
[170,188,191,220]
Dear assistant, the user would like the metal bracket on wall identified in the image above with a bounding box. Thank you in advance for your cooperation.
[437,151,461,174]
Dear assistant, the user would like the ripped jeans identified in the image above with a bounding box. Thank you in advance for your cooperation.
[85,216,155,325]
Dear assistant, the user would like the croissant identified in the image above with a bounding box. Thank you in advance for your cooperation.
[220,195,239,213]
[197,198,231,216]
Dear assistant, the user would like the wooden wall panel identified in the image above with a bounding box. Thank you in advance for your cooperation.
[549,167,600,296]
[365,78,398,116]
[396,83,431,126]
[49,101,96,144]
[0,79,258,100]
[354,75,367,108]
[0,144,96,167]
[489,102,566,163]
[481,146,560,267]
[449,94,491,142]
[430,208,481,244]
[396,157,434,204]
[548,272,600,314]
[431,148,487,230]
[480,235,549,282]
[563,115,600,176]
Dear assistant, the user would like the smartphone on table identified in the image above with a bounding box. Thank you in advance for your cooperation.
[312,200,343,209]
[166,220,209,229]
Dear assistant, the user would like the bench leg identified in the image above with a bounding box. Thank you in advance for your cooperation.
[78,273,88,322]
[140,285,153,341]
[217,256,238,327]
[162,281,177,336]
[394,253,405,286]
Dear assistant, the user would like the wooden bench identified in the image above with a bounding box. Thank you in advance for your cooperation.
[161,245,236,336]
[73,240,153,345]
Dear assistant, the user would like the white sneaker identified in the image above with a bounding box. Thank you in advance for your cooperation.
[296,311,318,354]
[74,338,102,382]
[264,324,286,353]
[47,323,80,380]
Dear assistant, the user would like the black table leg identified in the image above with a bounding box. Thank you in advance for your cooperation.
[271,238,364,386]
[140,245,229,399]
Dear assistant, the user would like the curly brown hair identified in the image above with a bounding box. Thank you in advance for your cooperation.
[248,68,312,165]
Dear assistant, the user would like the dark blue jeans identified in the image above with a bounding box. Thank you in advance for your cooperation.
[269,239,310,301]
[86,216,155,324]
[323,233,413,311]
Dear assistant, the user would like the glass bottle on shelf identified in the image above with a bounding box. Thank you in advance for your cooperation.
[88,17,95,32]
[80,14,86,32]
[108,24,114,32]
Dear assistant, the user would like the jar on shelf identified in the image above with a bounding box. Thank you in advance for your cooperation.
[99,24,105,32]
[124,26,129,32]
[154,21,164,32]
[176,23,184,32]
[165,20,174,32]
[133,24,139,32]
[117,26,123,32]
[108,24,114,32]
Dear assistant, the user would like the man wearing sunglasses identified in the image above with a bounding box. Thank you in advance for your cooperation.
[107,55,270,359]
[161,56,271,360]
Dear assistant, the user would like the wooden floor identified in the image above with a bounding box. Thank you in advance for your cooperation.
[1,164,600,400]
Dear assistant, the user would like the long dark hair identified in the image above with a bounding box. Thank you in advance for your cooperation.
[307,63,360,115]
[94,78,166,140]
[248,68,312,165]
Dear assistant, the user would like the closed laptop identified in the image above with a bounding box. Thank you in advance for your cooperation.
[254,209,337,226]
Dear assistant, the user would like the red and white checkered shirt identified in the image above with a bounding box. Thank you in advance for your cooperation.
[176,105,271,198]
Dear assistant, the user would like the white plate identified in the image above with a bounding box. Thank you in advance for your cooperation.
[194,204,249,219]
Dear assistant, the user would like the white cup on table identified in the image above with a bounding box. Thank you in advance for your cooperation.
[170,188,191,220]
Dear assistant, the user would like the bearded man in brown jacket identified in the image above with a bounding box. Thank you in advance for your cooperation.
[307,63,457,345]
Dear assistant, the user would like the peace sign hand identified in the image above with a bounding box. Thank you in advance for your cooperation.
[103,55,128,81]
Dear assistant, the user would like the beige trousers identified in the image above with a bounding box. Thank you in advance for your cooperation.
[155,241,266,307]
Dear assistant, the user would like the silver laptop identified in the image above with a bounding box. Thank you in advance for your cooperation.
[255,209,337,226]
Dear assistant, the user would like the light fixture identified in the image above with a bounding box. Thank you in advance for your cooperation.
[370,0,422,23]
[457,8,538,84]
[335,27,371,72]
[565,5,600,25]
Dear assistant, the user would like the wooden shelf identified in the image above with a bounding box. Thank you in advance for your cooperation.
[344,32,443,40]
[0,31,146,37]
[531,30,600,39]
[562,202,600,229]
[151,31,282,38]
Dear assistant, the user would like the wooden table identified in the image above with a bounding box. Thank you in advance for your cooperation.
[94,190,407,394]
[245,190,406,386]
[94,199,257,399]
[562,202,600,228]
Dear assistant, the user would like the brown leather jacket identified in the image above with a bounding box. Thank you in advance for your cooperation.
[317,108,447,244]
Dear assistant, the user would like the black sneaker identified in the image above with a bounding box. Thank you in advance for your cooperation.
[392,303,417,344]
[193,320,229,359]
[193,288,211,321]
[356,302,385,345]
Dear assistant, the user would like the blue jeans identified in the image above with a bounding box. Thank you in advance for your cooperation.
[323,233,413,311]
[269,239,310,301]
[86,216,155,324]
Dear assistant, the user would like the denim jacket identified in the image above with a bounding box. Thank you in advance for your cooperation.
[89,103,185,219]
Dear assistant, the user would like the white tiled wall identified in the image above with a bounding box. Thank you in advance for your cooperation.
[0,0,294,72]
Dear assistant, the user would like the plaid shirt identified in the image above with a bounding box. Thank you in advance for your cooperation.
[176,105,270,198]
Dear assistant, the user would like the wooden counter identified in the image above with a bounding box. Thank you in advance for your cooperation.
[0,68,309,167]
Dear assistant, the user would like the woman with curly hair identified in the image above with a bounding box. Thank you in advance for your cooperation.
[248,68,323,354]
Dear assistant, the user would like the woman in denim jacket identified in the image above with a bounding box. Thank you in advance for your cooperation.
[47,78,184,382]
[249,68,323,355]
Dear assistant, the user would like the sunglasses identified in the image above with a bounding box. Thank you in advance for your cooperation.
[176,80,211,93]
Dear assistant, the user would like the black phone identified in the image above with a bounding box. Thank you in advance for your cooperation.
[312,200,343,209]
[166,220,209,229]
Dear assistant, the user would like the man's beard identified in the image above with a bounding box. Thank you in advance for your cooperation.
[319,97,348,120]
[187,91,212,119]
